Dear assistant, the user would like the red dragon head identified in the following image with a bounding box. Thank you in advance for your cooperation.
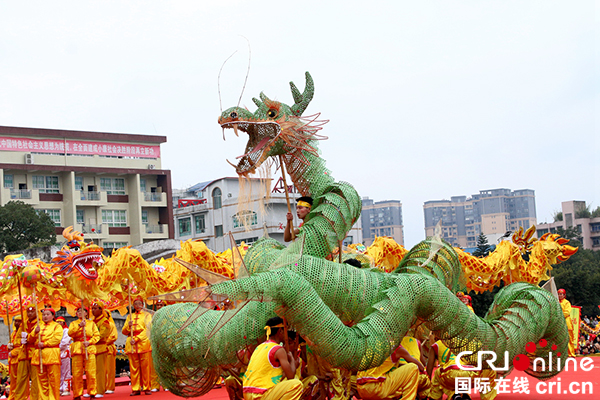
[52,227,104,280]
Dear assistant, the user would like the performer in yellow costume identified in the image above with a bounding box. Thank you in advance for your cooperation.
[356,343,419,400]
[427,339,497,400]
[398,336,431,399]
[29,309,63,400]
[91,302,117,398]
[103,310,118,394]
[68,307,100,400]
[13,307,40,400]
[243,317,303,400]
[558,288,576,357]
[122,298,153,396]
[7,315,23,400]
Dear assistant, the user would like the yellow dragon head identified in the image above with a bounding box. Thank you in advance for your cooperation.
[52,227,105,281]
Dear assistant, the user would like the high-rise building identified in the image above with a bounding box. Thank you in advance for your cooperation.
[536,200,600,251]
[361,197,404,247]
[423,188,536,248]
[0,125,174,248]
[174,177,363,252]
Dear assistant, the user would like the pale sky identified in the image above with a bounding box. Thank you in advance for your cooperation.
[0,1,597,247]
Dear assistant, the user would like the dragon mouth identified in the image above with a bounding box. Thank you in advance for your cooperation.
[72,251,104,280]
[219,120,281,175]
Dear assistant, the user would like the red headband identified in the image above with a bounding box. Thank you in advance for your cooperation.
[56,316,65,322]
[45,308,56,316]
[558,289,566,294]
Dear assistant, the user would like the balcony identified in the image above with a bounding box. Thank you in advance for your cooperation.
[1,188,40,205]
[75,223,108,240]
[10,189,32,200]
[75,191,107,206]
[143,224,169,239]
[80,191,101,201]
[141,191,167,207]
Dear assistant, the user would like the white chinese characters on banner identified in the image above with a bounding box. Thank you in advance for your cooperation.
[0,136,160,159]
[455,376,531,395]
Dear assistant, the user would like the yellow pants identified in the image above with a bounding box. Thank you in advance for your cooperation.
[72,354,97,397]
[225,376,243,400]
[128,352,152,392]
[357,364,419,400]
[106,351,116,391]
[8,362,18,400]
[301,375,319,399]
[568,329,576,357]
[243,379,303,400]
[417,372,432,399]
[430,368,497,400]
[31,364,60,400]
[13,359,38,400]
[95,352,107,395]
[150,355,160,390]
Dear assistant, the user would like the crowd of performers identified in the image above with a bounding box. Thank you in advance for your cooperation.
[217,288,580,400]
[5,298,166,400]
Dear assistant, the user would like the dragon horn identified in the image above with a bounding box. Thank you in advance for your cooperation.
[62,226,74,241]
[290,71,314,116]
[252,97,264,108]
[259,92,271,103]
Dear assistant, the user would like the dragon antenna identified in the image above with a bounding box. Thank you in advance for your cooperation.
[290,72,315,116]
[236,36,252,109]
[217,50,238,114]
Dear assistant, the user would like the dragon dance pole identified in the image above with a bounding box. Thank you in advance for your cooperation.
[127,281,134,346]
[5,300,11,339]
[32,286,43,372]
[279,155,295,241]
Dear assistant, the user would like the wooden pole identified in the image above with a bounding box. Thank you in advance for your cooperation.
[279,155,295,241]
[282,318,290,353]
[5,300,11,338]
[128,282,134,348]
[82,300,88,360]
[32,286,43,373]
[16,276,26,332]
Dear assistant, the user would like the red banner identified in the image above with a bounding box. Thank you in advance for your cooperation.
[0,136,160,159]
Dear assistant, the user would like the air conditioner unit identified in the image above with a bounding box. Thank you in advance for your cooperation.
[148,164,155,169]
[25,154,34,164]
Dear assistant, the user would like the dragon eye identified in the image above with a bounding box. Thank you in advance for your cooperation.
[230,112,238,119]
[267,109,277,118]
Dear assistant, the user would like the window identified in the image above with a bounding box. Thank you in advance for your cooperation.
[102,210,127,227]
[39,209,61,226]
[100,178,125,195]
[212,187,222,209]
[215,225,223,238]
[75,177,83,191]
[141,210,148,225]
[103,242,128,249]
[235,237,258,246]
[179,218,191,236]
[232,210,258,228]
[33,176,59,193]
[195,215,205,234]
[3,175,13,189]
[76,209,84,224]
[140,179,147,193]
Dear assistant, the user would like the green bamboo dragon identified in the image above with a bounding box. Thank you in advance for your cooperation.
[151,72,570,397]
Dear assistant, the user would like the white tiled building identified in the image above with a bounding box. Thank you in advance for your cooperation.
[173,177,362,252]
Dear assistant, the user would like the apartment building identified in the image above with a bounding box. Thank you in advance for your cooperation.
[361,197,404,247]
[423,188,536,248]
[0,125,174,248]
[536,200,600,250]
[174,177,363,252]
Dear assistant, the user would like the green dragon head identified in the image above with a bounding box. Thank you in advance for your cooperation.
[218,71,325,175]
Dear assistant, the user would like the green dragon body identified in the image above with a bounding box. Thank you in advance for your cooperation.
[151,72,570,397]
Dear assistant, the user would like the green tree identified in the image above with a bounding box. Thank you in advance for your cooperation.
[592,206,600,218]
[553,211,563,222]
[575,204,591,219]
[472,233,491,258]
[0,201,56,253]
[550,246,600,317]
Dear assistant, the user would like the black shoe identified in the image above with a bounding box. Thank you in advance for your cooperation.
[130,392,141,396]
